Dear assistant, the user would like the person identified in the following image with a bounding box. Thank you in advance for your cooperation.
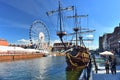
[111,60,117,74]
[108,56,112,62]
[95,64,98,73]
[105,60,109,74]
[93,55,98,73]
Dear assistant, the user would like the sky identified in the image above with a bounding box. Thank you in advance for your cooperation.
[0,0,120,50]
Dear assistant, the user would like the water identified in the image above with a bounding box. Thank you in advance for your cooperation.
[0,56,67,80]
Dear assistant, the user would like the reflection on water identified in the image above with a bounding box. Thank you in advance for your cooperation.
[66,68,82,80]
[0,56,67,80]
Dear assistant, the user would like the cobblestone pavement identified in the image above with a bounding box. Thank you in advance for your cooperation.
[92,61,120,80]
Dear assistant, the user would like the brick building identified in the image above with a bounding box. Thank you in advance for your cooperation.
[0,39,8,46]
[52,42,72,52]
[108,26,120,53]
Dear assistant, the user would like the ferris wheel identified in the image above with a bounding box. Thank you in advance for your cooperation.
[29,20,50,50]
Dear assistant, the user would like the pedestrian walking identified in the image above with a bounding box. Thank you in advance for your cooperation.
[111,60,117,74]
[105,60,109,74]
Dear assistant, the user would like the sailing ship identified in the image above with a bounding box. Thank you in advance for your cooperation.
[46,1,95,71]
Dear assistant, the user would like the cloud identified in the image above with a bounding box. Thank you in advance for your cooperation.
[86,34,94,38]
[17,39,30,44]
[84,41,92,44]
[53,40,61,43]
[15,38,98,50]
[16,39,61,46]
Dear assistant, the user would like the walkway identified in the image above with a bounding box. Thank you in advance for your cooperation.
[92,56,120,80]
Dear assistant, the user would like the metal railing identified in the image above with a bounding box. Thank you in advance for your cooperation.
[79,59,92,80]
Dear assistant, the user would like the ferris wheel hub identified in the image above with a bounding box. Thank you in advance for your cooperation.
[39,32,44,41]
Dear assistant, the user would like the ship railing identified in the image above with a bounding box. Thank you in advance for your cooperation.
[79,60,92,80]
[79,69,87,80]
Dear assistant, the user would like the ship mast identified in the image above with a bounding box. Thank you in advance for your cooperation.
[67,8,88,47]
[46,1,74,50]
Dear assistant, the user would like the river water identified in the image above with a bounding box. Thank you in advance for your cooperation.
[0,56,67,80]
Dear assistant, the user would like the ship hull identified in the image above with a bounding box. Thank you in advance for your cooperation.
[65,51,90,71]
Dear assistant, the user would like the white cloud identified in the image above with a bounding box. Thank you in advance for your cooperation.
[17,39,30,44]
[84,41,92,44]
[53,40,61,43]
[15,38,98,50]
[86,34,94,38]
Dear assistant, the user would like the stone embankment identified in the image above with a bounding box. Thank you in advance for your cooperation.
[0,52,66,62]
[0,54,44,62]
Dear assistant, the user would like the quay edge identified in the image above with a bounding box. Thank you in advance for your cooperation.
[0,54,44,62]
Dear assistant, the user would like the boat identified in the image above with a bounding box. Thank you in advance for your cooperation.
[47,1,95,79]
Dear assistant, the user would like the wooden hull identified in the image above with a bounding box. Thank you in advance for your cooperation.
[66,52,89,71]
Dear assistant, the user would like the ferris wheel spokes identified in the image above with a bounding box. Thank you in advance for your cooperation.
[29,20,50,50]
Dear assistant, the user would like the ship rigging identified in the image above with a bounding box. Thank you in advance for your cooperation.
[47,1,95,71]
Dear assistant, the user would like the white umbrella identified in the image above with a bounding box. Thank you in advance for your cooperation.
[99,51,114,55]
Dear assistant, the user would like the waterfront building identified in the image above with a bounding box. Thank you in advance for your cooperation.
[0,39,8,46]
[102,34,108,50]
[99,33,111,51]
[106,33,112,50]
[99,36,103,52]
[52,42,72,52]
[99,23,120,54]
[108,25,120,54]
